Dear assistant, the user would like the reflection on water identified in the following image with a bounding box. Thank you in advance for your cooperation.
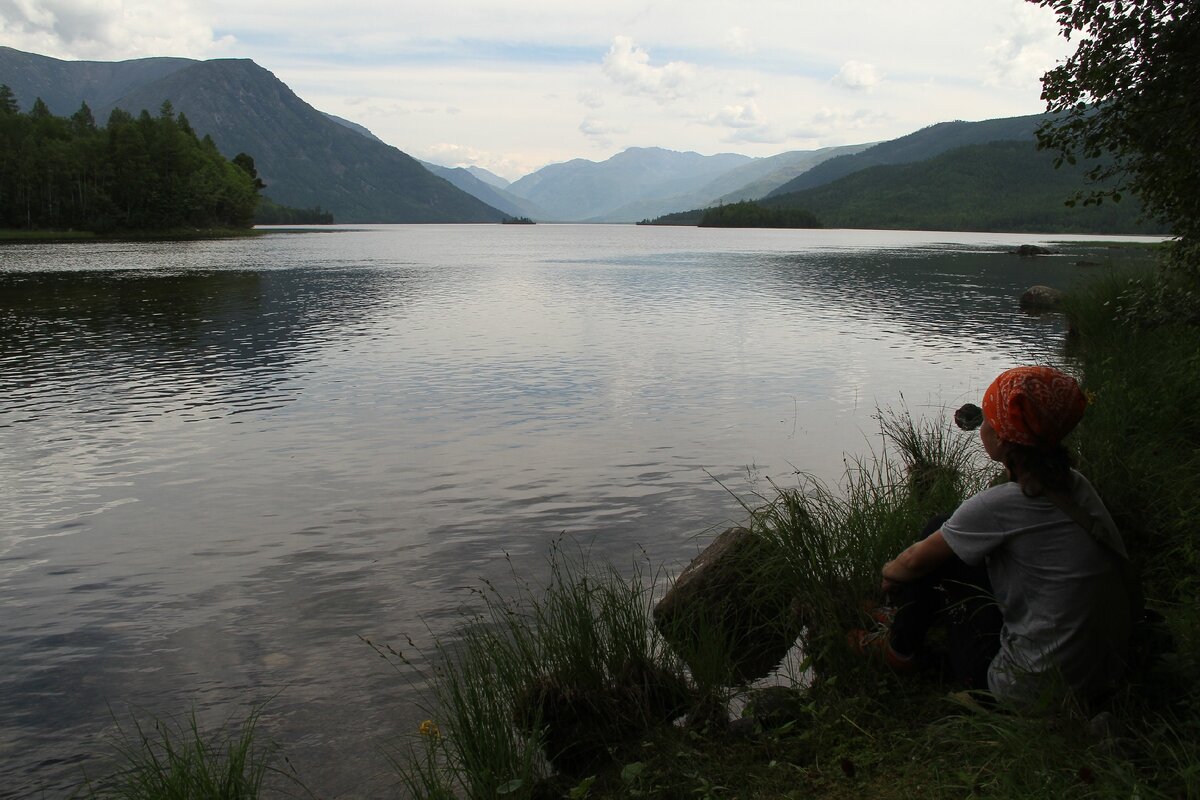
[0,226,1157,796]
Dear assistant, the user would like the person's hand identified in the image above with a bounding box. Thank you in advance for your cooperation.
[881,575,905,595]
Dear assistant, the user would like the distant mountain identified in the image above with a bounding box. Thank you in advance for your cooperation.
[0,47,506,223]
[419,162,549,219]
[592,143,874,223]
[465,166,511,189]
[766,113,1052,197]
[507,147,754,221]
[763,139,1165,234]
[707,144,876,204]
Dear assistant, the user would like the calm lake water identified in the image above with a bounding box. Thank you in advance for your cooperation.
[0,225,1157,797]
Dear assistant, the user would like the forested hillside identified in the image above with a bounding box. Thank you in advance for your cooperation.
[766,113,1051,196]
[0,48,507,224]
[0,86,259,232]
[763,139,1165,233]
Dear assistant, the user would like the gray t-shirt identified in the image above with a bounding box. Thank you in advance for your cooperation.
[941,470,1130,705]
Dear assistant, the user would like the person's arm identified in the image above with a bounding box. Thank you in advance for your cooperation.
[881,529,955,593]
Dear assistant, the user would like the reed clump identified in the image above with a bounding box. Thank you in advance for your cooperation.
[79,704,302,800]
[376,545,694,799]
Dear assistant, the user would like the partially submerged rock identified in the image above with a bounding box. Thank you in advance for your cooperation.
[1020,284,1066,311]
[513,658,692,777]
[653,526,804,686]
[1015,244,1054,257]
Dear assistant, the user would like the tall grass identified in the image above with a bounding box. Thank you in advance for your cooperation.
[79,704,303,800]
[1062,272,1200,639]
[379,543,691,799]
[749,405,988,686]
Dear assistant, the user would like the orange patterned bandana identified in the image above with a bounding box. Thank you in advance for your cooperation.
[982,366,1087,447]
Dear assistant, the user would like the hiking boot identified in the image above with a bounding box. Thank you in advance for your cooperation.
[846,627,916,673]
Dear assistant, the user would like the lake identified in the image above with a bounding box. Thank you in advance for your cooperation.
[0,224,1157,797]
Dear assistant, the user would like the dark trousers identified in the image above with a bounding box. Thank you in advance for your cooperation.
[888,515,1002,690]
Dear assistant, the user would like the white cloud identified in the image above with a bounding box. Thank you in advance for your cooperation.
[601,35,695,103]
[984,0,1066,89]
[0,0,230,59]
[791,107,891,140]
[723,26,753,55]
[420,142,531,180]
[578,115,630,149]
[703,99,785,144]
[832,60,881,91]
[709,100,766,130]
[577,90,604,110]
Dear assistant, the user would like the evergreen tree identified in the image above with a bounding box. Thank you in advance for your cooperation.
[0,98,262,233]
[70,102,96,133]
[0,85,18,115]
[29,97,51,120]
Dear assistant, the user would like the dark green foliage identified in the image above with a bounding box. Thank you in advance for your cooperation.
[253,196,334,224]
[638,209,704,225]
[1031,0,1200,242]
[0,84,19,114]
[231,152,266,192]
[766,112,1052,197]
[0,88,259,232]
[698,201,821,229]
[763,140,1164,234]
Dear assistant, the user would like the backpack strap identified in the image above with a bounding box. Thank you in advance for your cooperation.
[1043,488,1143,618]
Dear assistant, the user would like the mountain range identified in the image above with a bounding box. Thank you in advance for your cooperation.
[0,46,1164,233]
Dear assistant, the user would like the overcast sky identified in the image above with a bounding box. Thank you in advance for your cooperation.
[1,1,1074,179]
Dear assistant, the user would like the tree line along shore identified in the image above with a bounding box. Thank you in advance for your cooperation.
[0,86,333,238]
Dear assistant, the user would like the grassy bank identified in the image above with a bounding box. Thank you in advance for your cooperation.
[376,252,1199,799]
[75,248,1199,798]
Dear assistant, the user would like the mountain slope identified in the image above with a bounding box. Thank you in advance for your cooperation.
[766,113,1052,197]
[97,59,505,223]
[0,45,194,115]
[592,143,875,223]
[465,166,510,189]
[420,162,549,219]
[764,139,1164,234]
[2,48,505,223]
[701,143,875,204]
[508,147,753,221]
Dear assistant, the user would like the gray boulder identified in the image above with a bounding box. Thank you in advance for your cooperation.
[653,527,804,685]
[1020,284,1067,311]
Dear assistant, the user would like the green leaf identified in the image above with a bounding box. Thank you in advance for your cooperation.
[568,775,597,798]
[621,761,646,783]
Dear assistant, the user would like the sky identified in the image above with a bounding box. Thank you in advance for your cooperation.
[0,1,1075,180]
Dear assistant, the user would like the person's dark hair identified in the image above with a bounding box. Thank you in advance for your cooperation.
[1003,443,1074,496]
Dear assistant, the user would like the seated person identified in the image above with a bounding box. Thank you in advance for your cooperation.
[865,366,1131,708]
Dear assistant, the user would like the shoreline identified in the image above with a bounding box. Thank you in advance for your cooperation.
[0,227,263,244]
